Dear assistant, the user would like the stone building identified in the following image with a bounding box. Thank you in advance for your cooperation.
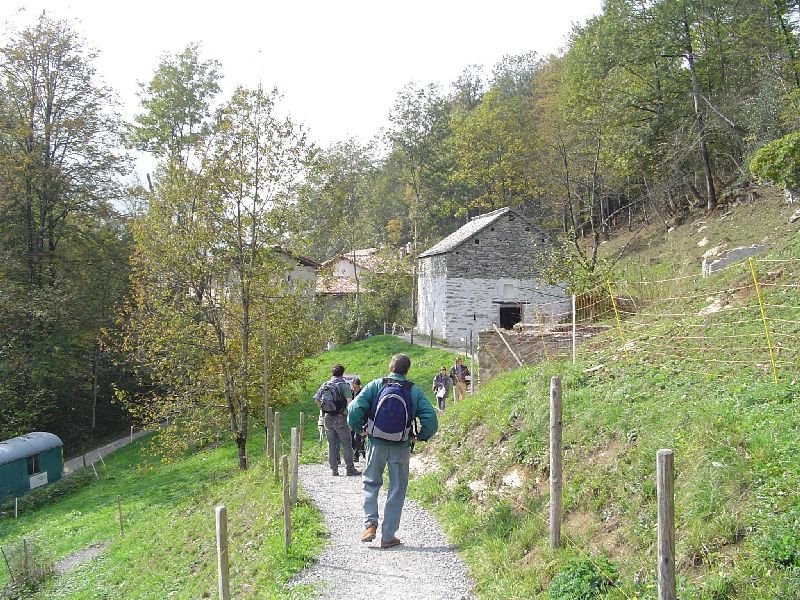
[417,207,568,346]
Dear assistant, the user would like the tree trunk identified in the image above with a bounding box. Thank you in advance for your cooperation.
[683,14,717,211]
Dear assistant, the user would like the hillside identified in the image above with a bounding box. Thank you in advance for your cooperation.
[410,195,800,599]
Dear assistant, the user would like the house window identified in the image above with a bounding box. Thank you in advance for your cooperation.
[474,238,479,244]
[27,454,41,475]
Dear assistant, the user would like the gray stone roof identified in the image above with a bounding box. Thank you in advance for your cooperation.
[0,432,63,466]
[418,207,534,258]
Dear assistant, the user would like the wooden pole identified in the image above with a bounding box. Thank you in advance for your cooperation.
[130,425,134,445]
[263,308,273,454]
[14,497,17,519]
[265,406,273,458]
[549,376,563,549]
[470,330,475,394]
[273,411,281,480]
[282,455,291,551]
[117,495,124,536]
[289,427,299,505]
[91,462,99,479]
[657,449,676,600]
[22,538,30,580]
[493,324,524,366]
[298,412,305,455]
[1,546,14,584]
[430,329,433,347]
[215,505,231,600]
[571,294,577,365]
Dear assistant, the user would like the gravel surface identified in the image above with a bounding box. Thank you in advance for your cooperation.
[288,459,475,600]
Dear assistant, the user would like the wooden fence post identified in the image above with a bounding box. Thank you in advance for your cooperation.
[572,294,577,364]
[215,505,231,600]
[282,455,291,551]
[289,427,299,505]
[117,495,124,536]
[298,412,305,455]
[657,449,676,600]
[265,406,273,458]
[549,376,563,549]
[273,411,281,480]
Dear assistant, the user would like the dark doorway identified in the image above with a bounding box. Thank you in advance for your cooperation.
[499,305,522,329]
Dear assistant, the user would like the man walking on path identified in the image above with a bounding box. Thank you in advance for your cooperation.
[348,353,438,548]
[450,356,470,402]
[315,364,360,476]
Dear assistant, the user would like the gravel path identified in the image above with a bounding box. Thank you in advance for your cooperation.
[289,459,475,600]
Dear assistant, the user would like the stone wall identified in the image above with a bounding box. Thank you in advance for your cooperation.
[445,212,548,279]
[476,324,611,384]
[416,211,569,346]
[417,254,448,339]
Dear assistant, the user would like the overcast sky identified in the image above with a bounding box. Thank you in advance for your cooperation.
[2,0,602,146]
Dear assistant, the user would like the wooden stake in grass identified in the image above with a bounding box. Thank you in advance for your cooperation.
[215,505,231,600]
[273,411,281,480]
[298,412,305,456]
[657,449,676,600]
[14,497,17,519]
[265,406,273,458]
[91,462,99,480]
[549,376,563,550]
[289,427,299,505]
[1,545,14,584]
[282,455,291,551]
[117,495,124,536]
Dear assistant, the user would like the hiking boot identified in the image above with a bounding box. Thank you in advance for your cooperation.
[346,468,361,476]
[380,537,401,549]
[360,524,377,542]
[331,469,339,476]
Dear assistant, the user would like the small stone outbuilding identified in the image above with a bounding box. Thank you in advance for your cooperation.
[417,207,568,346]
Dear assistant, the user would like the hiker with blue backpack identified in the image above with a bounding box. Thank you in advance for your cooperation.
[347,353,438,548]
[315,364,361,477]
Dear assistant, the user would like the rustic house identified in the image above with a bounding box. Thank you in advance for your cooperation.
[417,207,568,346]
[316,248,383,298]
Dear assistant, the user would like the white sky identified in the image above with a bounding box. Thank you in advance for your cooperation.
[2,0,602,146]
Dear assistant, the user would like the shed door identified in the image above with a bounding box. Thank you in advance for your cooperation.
[499,304,522,329]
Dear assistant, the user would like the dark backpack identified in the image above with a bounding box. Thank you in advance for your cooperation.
[366,378,414,442]
[318,381,346,414]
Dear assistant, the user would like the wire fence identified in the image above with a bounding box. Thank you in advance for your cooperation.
[507,257,800,382]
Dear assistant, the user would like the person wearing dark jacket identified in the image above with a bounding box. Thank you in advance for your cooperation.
[432,366,451,411]
[348,353,438,548]
[315,364,360,476]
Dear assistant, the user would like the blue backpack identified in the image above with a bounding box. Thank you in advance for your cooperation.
[366,378,414,442]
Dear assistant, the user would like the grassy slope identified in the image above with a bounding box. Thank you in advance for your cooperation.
[0,336,454,599]
[2,199,798,599]
[410,198,800,599]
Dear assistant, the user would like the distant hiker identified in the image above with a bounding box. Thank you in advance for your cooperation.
[450,356,470,402]
[364,330,373,338]
[348,353,438,548]
[432,366,451,411]
[315,364,360,476]
[349,377,366,462]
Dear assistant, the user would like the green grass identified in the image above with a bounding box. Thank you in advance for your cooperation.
[4,198,800,598]
[0,335,456,599]
[405,200,800,599]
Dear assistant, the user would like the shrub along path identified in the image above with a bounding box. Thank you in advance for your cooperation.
[289,458,474,599]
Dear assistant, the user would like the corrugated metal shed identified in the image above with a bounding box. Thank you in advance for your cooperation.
[0,432,63,467]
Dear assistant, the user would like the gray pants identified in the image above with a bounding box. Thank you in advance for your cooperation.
[324,413,355,472]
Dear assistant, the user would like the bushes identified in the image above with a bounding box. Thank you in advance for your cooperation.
[548,555,618,599]
[749,132,800,193]
[0,470,95,519]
